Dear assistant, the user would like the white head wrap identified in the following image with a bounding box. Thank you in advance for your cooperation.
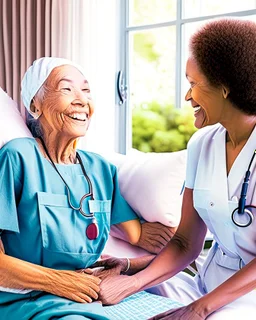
[21,57,86,115]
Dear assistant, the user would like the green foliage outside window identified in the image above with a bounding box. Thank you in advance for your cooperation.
[131,0,197,153]
[132,102,197,152]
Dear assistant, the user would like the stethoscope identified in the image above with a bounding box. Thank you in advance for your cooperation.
[231,149,256,227]
[39,137,99,240]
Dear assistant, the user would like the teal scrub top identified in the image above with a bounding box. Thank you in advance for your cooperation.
[0,137,138,319]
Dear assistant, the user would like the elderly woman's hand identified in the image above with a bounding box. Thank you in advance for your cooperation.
[137,222,176,254]
[83,255,130,280]
[97,274,140,305]
[148,304,207,320]
[47,269,101,303]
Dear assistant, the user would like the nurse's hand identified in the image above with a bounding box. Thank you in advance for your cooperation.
[98,274,140,305]
[137,222,176,254]
[48,270,101,303]
[148,304,206,320]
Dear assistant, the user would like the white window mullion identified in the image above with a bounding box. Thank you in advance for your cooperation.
[175,0,182,109]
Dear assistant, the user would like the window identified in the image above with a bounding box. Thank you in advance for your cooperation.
[118,0,256,153]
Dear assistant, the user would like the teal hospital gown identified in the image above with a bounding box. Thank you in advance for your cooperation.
[0,137,138,320]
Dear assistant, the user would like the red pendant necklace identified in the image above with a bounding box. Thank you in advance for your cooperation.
[39,138,99,240]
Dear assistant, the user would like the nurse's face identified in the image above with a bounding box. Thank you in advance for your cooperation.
[185,57,225,129]
[36,65,94,138]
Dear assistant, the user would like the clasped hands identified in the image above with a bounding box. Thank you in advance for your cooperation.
[76,255,136,305]
[56,222,176,304]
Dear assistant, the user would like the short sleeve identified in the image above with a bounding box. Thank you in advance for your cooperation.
[185,127,209,189]
[185,125,220,189]
[184,137,199,189]
[0,150,21,232]
[110,167,138,225]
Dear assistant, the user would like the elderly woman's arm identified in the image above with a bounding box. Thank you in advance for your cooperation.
[0,239,100,303]
[111,220,177,254]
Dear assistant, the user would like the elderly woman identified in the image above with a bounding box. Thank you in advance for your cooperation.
[0,57,174,319]
[96,18,256,319]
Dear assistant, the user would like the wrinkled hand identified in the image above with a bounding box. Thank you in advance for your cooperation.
[48,269,101,303]
[148,305,205,320]
[98,274,140,305]
[137,222,176,254]
[84,254,129,280]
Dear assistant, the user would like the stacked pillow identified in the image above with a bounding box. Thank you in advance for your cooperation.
[108,148,186,227]
[0,87,32,148]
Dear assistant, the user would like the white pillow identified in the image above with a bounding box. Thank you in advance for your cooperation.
[0,87,32,148]
[117,149,187,227]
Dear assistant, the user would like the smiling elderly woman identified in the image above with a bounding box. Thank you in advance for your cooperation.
[0,57,174,319]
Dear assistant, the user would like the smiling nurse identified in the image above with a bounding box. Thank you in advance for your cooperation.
[95,18,256,320]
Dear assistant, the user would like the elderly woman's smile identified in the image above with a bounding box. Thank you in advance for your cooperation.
[65,112,88,121]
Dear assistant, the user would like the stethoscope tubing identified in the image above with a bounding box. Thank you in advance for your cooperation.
[39,137,95,218]
[231,149,256,228]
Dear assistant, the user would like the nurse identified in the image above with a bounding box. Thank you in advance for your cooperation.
[96,18,256,319]
[0,57,174,319]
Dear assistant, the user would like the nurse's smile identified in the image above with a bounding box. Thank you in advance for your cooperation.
[193,104,207,128]
[193,105,201,114]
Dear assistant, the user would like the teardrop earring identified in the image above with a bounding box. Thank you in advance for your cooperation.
[222,87,229,99]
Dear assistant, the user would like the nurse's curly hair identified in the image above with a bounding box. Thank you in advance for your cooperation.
[189,18,256,115]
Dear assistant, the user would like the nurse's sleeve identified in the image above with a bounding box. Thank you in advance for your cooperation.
[110,167,138,225]
[185,132,201,189]
[0,151,21,233]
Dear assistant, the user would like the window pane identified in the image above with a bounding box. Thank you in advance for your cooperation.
[130,27,176,111]
[183,0,256,19]
[129,0,176,26]
[130,27,186,153]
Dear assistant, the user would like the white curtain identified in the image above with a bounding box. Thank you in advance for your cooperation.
[64,0,119,153]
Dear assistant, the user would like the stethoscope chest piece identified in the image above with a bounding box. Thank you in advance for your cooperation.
[86,217,99,240]
[231,207,253,227]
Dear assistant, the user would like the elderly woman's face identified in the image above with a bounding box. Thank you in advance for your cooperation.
[185,58,225,129]
[37,65,94,138]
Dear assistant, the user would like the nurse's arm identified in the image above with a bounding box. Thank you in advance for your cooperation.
[98,187,207,305]
[132,187,207,289]
[0,240,101,303]
[195,257,256,316]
